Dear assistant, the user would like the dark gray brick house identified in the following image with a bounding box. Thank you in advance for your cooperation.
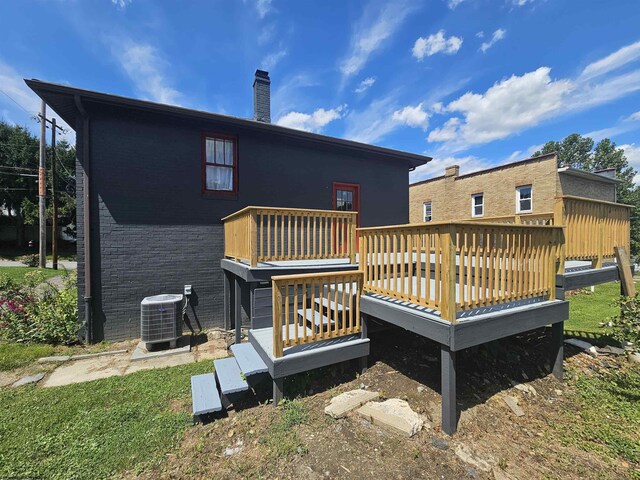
[26,71,430,342]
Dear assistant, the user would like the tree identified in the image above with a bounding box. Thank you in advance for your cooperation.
[0,120,76,246]
[535,133,640,255]
[534,133,594,169]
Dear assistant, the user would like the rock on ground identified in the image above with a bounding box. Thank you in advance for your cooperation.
[357,398,425,437]
[502,396,524,417]
[324,389,380,419]
[12,372,45,388]
[38,355,71,363]
[454,444,494,472]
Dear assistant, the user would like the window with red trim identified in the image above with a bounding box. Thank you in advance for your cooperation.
[203,134,237,193]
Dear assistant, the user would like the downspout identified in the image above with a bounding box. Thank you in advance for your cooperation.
[74,95,92,343]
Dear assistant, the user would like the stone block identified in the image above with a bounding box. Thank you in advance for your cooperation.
[324,389,379,418]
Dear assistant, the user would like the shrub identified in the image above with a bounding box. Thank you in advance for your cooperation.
[0,271,79,345]
[604,294,640,349]
[18,254,39,267]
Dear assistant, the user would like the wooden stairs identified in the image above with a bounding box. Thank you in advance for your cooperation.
[191,288,363,420]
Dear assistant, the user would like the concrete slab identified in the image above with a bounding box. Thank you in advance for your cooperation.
[325,389,380,419]
[130,341,190,362]
[124,353,195,374]
[0,372,19,388]
[72,349,129,360]
[38,355,71,363]
[12,372,45,388]
[42,353,130,387]
[357,398,425,437]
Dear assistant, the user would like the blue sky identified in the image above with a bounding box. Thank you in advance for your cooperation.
[1,0,640,183]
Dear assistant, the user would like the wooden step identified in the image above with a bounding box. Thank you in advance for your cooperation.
[314,297,350,313]
[191,373,222,416]
[230,343,268,376]
[214,357,249,395]
[298,308,334,331]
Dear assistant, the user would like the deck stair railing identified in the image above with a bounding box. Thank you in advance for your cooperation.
[358,222,564,323]
[271,271,363,357]
[222,206,358,267]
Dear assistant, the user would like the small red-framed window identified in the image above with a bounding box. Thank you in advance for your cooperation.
[202,133,238,194]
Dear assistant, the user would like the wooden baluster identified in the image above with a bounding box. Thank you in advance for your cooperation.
[273,282,283,357]
[302,280,307,344]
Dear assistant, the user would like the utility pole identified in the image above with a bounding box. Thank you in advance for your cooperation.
[51,118,58,270]
[38,100,47,268]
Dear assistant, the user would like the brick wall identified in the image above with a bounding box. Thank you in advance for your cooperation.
[409,155,558,223]
[557,173,616,202]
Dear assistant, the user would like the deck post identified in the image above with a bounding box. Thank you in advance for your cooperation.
[551,321,564,381]
[250,210,258,267]
[223,271,231,331]
[440,225,458,323]
[358,314,368,373]
[441,344,457,436]
[234,276,242,344]
[554,198,566,274]
[273,377,284,406]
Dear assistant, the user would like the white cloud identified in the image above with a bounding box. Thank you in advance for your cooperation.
[261,49,287,71]
[276,105,346,133]
[0,59,74,142]
[584,110,640,141]
[513,0,534,5]
[355,77,376,93]
[392,103,429,129]
[410,155,488,183]
[111,0,132,8]
[431,102,445,113]
[343,94,399,144]
[447,0,464,9]
[476,31,484,39]
[112,40,183,105]
[256,0,273,18]
[412,30,463,60]
[580,40,640,80]
[340,0,415,79]
[426,41,640,153]
[620,144,640,183]
[480,28,506,53]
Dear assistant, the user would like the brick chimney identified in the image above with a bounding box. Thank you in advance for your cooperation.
[445,165,460,178]
[253,69,271,123]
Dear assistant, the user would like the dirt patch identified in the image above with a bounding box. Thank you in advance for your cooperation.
[126,327,638,479]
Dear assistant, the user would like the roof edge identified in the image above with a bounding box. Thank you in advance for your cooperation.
[25,78,431,169]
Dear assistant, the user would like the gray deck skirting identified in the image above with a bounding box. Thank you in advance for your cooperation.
[557,265,619,291]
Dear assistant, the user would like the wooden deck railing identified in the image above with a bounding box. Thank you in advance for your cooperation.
[467,213,554,225]
[555,196,631,267]
[271,271,363,357]
[358,222,564,322]
[222,206,358,267]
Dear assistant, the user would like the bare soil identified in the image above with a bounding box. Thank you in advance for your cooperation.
[129,326,638,480]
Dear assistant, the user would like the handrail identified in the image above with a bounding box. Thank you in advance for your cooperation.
[223,206,358,267]
[359,222,563,322]
[358,220,560,232]
[556,195,634,208]
[271,270,363,357]
[221,205,359,222]
[465,212,554,225]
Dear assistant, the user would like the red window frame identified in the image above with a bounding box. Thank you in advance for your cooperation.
[332,182,360,253]
[201,133,238,196]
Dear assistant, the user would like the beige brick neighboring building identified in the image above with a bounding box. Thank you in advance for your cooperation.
[409,153,619,223]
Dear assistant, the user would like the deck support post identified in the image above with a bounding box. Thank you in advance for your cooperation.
[273,377,284,406]
[234,276,242,344]
[359,315,368,373]
[223,271,231,331]
[441,344,457,436]
[551,321,564,381]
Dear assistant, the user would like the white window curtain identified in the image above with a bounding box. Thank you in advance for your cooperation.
[206,166,233,191]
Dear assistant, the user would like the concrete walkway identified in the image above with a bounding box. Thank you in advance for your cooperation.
[42,335,229,388]
[0,259,77,269]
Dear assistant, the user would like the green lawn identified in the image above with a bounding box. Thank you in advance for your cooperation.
[0,361,211,480]
[0,266,63,284]
[0,342,57,371]
[564,281,639,342]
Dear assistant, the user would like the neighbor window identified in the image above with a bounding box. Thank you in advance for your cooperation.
[203,134,237,193]
[471,193,484,217]
[423,202,432,222]
[516,185,532,213]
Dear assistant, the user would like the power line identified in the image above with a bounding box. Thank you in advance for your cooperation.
[0,88,36,117]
